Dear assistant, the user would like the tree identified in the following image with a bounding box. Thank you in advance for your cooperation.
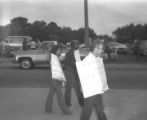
[71,28,97,43]
[97,34,112,41]
[8,17,30,36]
[89,28,97,39]
[113,23,136,43]
[29,20,47,41]
[134,24,143,41]
[0,16,99,44]
[58,27,73,43]
[44,22,60,41]
[142,24,147,40]
[0,26,6,41]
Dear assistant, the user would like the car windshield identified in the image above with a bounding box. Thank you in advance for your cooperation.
[6,37,31,44]
[7,39,23,44]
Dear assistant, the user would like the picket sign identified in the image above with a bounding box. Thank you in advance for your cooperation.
[74,50,81,61]
[51,54,66,82]
[76,53,109,98]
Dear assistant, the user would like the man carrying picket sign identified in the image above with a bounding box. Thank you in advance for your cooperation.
[45,45,71,115]
[76,40,109,120]
[64,40,84,108]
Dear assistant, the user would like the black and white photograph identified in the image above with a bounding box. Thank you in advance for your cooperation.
[0,0,147,120]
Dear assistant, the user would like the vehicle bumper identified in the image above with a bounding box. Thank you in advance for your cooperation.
[11,58,17,64]
[11,56,18,64]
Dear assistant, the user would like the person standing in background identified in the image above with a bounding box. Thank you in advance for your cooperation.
[135,40,141,60]
[0,41,6,57]
[22,38,28,50]
[30,40,36,50]
[36,39,41,49]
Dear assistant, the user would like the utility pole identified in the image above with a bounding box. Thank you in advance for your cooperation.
[84,0,89,47]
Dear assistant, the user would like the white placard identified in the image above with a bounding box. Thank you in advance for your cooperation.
[76,53,109,98]
[51,54,66,82]
[74,50,81,61]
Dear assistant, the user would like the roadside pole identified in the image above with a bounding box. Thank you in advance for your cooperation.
[84,0,89,47]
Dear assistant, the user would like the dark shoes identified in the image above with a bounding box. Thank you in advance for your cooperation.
[45,108,72,115]
[63,110,72,115]
[68,105,75,109]
[45,108,53,114]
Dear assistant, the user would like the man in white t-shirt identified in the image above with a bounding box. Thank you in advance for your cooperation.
[80,40,108,120]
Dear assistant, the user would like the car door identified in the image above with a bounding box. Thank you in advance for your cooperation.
[33,49,50,64]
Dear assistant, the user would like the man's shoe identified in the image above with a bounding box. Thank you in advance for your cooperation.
[45,109,53,114]
[63,111,72,115]
[69,105,75,109]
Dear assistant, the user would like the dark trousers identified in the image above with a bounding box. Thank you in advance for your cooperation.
[64,69,84,107]
[45,79,70,114]
[80,94,107,120]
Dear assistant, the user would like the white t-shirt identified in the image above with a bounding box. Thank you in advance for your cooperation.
[74,50,81,61]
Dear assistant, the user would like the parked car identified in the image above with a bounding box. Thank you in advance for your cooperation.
[115,44,128,54]
[12,41,62,69]
[109,42,119,50]
[109,42,128,54]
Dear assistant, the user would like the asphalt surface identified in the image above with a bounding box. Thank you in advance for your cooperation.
[0,61,147,89]
[0,55,147,120]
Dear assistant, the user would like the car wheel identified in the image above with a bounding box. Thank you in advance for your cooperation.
[20,58,33,69]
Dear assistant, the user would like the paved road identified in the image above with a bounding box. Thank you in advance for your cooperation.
[0,62,147,89]
[0,62,147,120]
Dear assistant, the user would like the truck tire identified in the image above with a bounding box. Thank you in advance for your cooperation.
[20,58,34,69]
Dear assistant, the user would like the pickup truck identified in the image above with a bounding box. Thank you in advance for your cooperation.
[12,41,66,69]
[13,42,107,69]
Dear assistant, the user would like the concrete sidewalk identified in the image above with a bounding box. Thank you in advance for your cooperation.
[0,88,147,120]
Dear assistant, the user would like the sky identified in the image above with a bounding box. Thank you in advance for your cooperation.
[0,0,147,35]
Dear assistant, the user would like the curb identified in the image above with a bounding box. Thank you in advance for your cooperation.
[105,63,147,68]
[0,58,147,69]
